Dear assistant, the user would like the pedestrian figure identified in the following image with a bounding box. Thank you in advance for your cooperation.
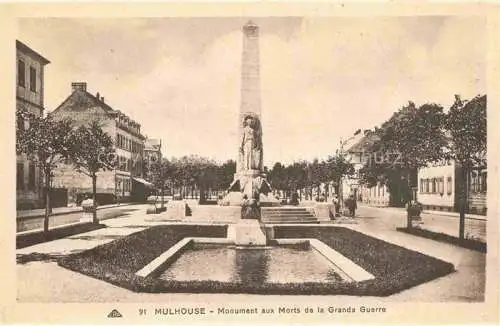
[251,192,261,220]
[333,195,340,217]
[346,194,357,217]
[241,194,251,219]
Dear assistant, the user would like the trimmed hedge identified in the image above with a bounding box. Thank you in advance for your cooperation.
[397,227,486,253]
[58,225,455,296]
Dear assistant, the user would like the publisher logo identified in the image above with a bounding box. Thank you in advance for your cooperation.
[107,309,123,318]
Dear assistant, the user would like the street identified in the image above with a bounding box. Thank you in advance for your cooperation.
[16,204,148,232]
[356,205,486,243]
[352,205,486,302]
[16,203,486,303]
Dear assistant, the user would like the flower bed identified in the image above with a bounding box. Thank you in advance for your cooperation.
[397,227,486,253]
[58,225,454,296]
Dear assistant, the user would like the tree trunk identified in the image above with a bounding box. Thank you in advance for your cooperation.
[199,186,205,204]
[459,164,468,240]
[43,169,51,234]
[161,184,165,209]
[92,174,98,224]
[406,170,412,229]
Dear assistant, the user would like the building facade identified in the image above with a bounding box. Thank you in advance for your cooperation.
[343,130,390,205]
[417,160,487,215]
[16,40,50,209]
[50,82,149,204]
[143,138,162,182]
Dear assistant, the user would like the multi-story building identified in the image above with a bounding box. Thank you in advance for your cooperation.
[417,160,487,215]
[346,129,487,214]
[16,40,50,209]
[143,138,162,182]
[50,82,150,204]
[343,130,390,206]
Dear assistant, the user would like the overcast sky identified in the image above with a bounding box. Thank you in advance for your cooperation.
[18,17,485,167]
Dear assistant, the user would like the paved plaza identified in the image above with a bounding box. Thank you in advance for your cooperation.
[16,204,486,302]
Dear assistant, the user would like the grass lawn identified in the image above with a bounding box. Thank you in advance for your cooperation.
[58,225,455,296]
[396,227,486,253]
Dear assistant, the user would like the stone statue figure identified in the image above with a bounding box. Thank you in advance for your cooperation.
[240,114,263,171]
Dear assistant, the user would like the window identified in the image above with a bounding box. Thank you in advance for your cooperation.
[470,173,477,193]
[438,177,444,194]
[419,178,424,193]
[18,60,25,87]
[480,171,487,192]
[447,176,453,195]
[17,163,24,190]
[28,163,36,190]
[425,179,430,193]
[121,156,127,171]
[29,66,36,92]
[431,178,436,193]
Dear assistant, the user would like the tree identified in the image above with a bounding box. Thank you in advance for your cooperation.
[148,157,172,209]
[445,94,486,239]
[16,108,74,233]
[359,102,447,210]
[216,160,236,191]
[325,150,355,197]
[268,162,286,196]
[68,120,115,224]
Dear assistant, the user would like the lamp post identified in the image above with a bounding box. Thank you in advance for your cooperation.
[338,134,357,214]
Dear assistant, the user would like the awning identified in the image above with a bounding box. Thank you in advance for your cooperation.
[132,177,154,188]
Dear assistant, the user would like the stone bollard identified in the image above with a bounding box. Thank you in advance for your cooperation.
[314,202,335,222]
[80,198,96,223]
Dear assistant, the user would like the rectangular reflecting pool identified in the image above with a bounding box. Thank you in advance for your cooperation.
[158,243,344,285]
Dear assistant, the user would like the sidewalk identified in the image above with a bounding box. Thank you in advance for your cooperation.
[17,202,137,219]
[359,203,487,221]
[358,205,487,243]
[16,208,485,303]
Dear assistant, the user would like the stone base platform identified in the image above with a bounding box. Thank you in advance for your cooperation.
[222,191,280,207]
[227,219,267,246]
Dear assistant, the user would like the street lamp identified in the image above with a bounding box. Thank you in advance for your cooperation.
[338,134,357,214]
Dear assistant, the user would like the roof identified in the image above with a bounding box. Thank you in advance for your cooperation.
[132,177,154,188]
[16,40,50,65]
[145,138,162,150]
[51,88,146,140]
[52,88,115,115]
[347,131,380,153]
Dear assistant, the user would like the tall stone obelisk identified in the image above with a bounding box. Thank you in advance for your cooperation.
[226,21,276,206]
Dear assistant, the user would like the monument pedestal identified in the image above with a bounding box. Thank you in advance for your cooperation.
[227,219,267,246]
[224,170,280,206]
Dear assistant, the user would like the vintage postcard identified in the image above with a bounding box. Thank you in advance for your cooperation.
[0,2,499,325]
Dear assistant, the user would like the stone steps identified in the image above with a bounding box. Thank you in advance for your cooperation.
[261,207,318,224]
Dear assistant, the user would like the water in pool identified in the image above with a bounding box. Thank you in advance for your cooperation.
[159,243,343,284]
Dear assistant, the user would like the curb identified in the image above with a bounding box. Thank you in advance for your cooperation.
[17,203,138,220]
[359,205,486,221]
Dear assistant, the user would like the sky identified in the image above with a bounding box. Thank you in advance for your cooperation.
[18,16,486,167]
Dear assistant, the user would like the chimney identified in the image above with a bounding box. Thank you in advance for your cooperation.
[96,92,100,99]
[71,82,87,92]
[101,97,105,102]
